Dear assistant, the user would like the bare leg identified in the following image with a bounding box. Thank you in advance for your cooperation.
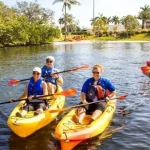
[16,110,27,117]
[47,83,56,94]
[89,110,102,123]
[73,107,86,124]
[36,108,43,114]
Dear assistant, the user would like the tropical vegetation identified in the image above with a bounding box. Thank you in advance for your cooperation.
[0,1,60,47]
[0,0,150,48]
[52,0,80,40]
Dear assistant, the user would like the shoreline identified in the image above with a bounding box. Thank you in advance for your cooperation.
[1,40,150,48]
[53,40,150,45]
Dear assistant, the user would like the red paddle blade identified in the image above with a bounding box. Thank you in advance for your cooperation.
[71,65,90,72]
[54,88,77,96]
[117,94,128,100]
[8,79,20,86]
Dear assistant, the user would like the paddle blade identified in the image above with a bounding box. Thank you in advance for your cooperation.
[117,94,128,100]
[8,79,20,86]
[54,88,77,96]
[71,65,90,72]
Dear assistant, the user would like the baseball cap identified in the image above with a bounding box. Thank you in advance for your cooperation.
[33,67,41,73]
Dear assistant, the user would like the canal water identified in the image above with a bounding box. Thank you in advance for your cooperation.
[0,42,150,150]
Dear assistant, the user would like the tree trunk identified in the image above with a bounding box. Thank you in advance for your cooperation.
[64,4,67,41]
[93,0,95,33]
[142,20,144,29]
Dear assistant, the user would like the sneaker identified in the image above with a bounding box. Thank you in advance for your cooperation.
[16,112,22,117]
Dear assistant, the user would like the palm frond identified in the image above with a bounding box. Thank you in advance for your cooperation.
[52,0,63,5]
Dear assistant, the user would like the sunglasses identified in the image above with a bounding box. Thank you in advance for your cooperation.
[92,72,100,74]
[33,71,40,75]
[46,60,53,63]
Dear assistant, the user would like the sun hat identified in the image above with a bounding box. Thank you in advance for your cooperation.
[46,56,55,62]
[33,67,41,73]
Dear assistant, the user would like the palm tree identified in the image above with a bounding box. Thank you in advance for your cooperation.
[52,0,80,40]
[138,5,150,29]
[112,16,120,25]
[58,17,64,30]
[107,17,112,25]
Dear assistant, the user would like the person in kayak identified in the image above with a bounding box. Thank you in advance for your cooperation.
[146,60,150,67]
[41,56,63,94]
[11,67,48,117]
[73,64,117,124]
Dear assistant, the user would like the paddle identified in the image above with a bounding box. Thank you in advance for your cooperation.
[0,88,77,105]
[7,65,90,86]
[8,78,30,86]
[49,94,128,113]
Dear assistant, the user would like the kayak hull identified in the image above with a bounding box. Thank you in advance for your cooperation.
[55,101,116,150]
[141,66,150,77]
[7,86,65,138]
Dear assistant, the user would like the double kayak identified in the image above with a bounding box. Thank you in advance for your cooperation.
[55,101,116,150]
[7,86,65,138]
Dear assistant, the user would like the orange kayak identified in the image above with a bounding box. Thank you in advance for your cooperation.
[141,66,150,77]
[55,101,116,150]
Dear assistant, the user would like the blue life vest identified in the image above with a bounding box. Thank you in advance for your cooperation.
[41,65,57,84]
[28,77,44,103]
[86,78,106,102]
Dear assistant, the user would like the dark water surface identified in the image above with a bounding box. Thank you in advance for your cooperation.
[0,42,150,150]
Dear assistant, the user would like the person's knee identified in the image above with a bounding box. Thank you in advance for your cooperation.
[76,107,86,116]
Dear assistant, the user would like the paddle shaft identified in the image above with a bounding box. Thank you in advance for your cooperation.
[54,69,72,74]
[20,78,30,82]
[0,94,56,105]
[66,98,116,109]
[49,94,128,113]
[0,88,77,105]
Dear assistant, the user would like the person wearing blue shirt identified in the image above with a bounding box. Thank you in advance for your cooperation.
[41,56,63,94]
[73,64,116,124]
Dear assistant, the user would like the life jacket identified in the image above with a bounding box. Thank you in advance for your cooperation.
[86,79,106,102]
[27,77,44,103]
[41,65,57,84]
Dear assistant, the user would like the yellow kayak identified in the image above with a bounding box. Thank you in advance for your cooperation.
[7,86,65,138]
[55,101,116,150]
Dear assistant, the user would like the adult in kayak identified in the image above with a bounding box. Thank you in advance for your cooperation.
[73,64,116,124]
[41,56,63,94]
[11,67,48,117]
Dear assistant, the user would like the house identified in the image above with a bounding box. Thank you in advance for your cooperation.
[146,20,150,29]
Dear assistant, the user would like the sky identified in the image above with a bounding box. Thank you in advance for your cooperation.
[2,0,150,28]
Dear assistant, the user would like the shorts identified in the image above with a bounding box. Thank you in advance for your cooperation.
[22,102,47,111]
[80,101,107,115]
